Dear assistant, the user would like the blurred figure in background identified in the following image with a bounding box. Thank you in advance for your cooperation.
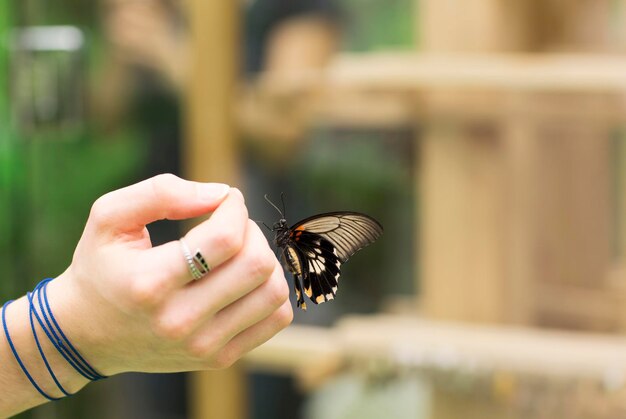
[94,1,341,418]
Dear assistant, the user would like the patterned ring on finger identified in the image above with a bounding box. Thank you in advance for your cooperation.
[179,238,210,280]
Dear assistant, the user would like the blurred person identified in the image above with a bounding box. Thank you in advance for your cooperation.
[0,174,293,417]
[94,2,340,418]
[97,0,341,156]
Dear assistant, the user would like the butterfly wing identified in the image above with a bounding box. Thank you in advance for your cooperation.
[291,212,383,262]
[287,212,383,308]
[292,233,342,306]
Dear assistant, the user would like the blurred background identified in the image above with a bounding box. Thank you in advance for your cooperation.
[1,0,626,418]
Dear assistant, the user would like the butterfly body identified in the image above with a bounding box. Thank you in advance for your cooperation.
[271,211,383,310]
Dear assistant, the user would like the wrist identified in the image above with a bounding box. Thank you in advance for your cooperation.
[0,294,89,414]
[46,270,117,377]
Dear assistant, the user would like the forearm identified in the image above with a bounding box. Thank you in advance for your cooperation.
[0,280,90,417]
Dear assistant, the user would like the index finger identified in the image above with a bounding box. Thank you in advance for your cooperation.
[146,188,249,287]
[90,174,230,233]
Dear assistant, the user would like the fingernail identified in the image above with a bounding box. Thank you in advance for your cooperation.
[198,183,230,202]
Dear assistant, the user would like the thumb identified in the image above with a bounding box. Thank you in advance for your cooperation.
[89,174,230,232]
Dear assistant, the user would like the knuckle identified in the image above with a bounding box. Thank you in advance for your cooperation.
[89,194,114,226]
[188,342,212,359]
[246,218,262,234]
[267,276,290,307]
[150,174,180,211]
[213,347,239,369]
[129,278,165,308]
[187,336,220,360]
[275,301,294,328]
[239,200,249,219]
[153,317,189,341]
[213,228,244,258]
[154,305,203,340]
[247,249,276,281]
[151,173,180,192]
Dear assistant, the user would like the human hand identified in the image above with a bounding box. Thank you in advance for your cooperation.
[48,174,293,376]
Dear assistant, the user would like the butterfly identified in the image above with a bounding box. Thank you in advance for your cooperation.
[265,195,383,310]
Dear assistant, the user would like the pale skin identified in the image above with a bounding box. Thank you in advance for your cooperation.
[0,174,293,417]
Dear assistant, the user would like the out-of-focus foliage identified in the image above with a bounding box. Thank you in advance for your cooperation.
[340,0,415,51]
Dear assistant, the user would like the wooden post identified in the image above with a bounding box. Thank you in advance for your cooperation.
[616,134,626,330]
[417,0,618,327]
[417,1,618,417]
[184,0,240,185]
[419,0,535,52]
[420,128,506,323]
[501,122,538,326]
[184,1,244,419]
[417,0,528,324]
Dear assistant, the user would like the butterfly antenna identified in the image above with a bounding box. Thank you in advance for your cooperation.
[264,194,284,218]
[280,192,287,219]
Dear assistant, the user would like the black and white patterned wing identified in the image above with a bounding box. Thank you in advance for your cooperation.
[286,212,382,308]
[291,212,383,262]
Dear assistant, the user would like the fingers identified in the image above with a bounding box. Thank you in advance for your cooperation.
[185,260,289,353]
[147,218,291,370]
[182,188,249,274]
[210,300,293,369]
[144,188,249,294]
[89,174,229,233]
[153,220,277,338]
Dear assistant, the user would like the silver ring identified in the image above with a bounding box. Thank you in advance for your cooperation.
[180,238,210,280]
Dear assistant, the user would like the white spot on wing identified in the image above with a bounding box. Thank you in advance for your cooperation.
[309,260,324,275]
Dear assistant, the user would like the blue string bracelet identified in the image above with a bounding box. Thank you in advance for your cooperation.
[41,279,106,380]
[27,290,72,397]
[33,278,106,381]
[31,280,98,381]
[2,300,62,401]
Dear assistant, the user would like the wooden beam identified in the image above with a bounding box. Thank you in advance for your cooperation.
[254,53,626,95]
[337,315,626,379]
[325,53,626,94]
[245,53,626,132]
[245,318,626,382]
[244,326,343,391]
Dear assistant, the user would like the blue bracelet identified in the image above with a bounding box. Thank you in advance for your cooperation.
[33,278,106,381]
[27,290,72,397]
[2,300,62,401]
[2,278,107,401]
[31,279,97,381]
